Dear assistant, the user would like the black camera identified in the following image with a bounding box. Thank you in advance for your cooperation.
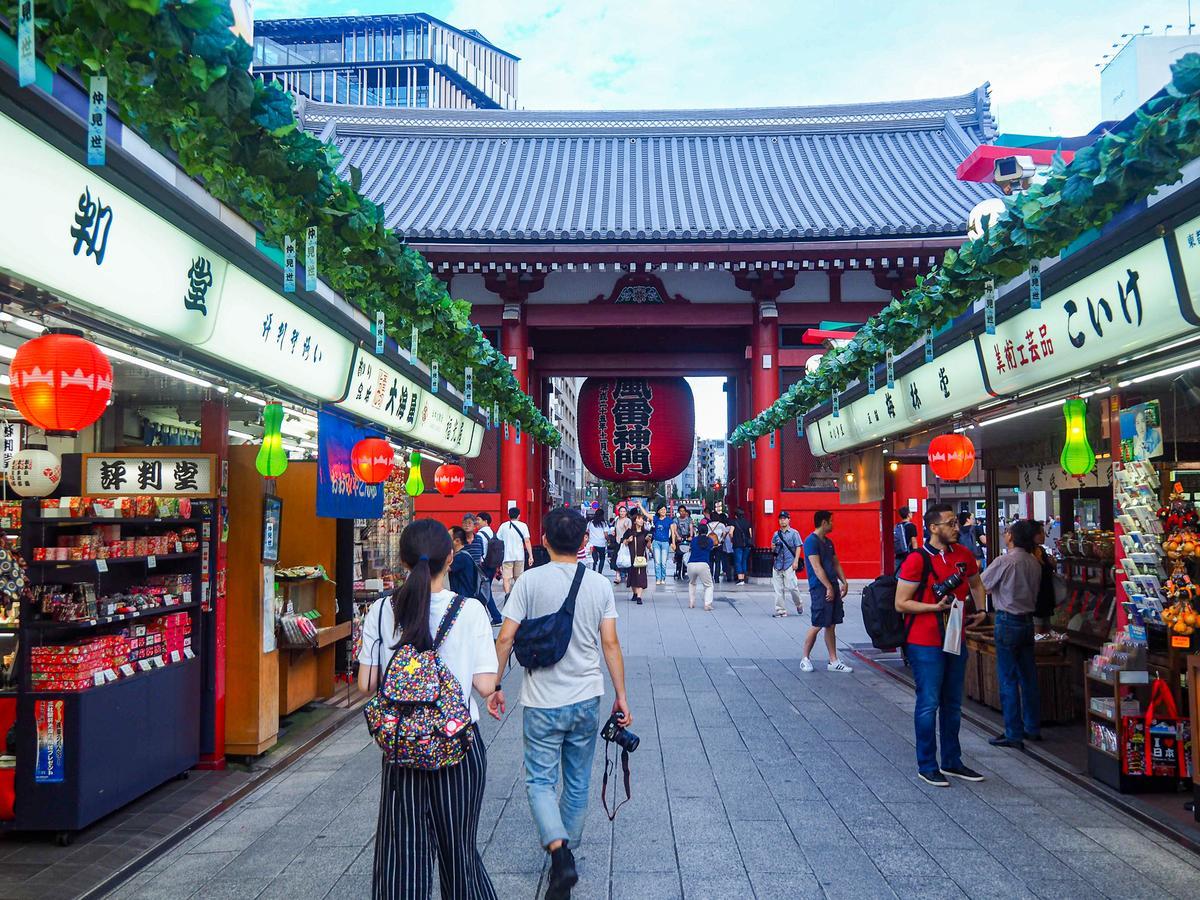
[601,713,639,753]
[932,563,967,599]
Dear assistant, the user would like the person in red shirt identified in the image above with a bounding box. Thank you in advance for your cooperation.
[895,503,987,787]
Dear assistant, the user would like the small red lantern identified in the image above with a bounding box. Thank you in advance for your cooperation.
[927,433,976,482]
[9,333,113,434]
[351,437,395,485]
[434,463,466,497]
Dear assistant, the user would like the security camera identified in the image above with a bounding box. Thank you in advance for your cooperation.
[993,155,1037,194]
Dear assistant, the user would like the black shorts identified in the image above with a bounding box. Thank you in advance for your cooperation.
[811,593,845,627]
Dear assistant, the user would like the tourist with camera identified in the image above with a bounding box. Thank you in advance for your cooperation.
[894,503,987,787]
[489,508,632,900]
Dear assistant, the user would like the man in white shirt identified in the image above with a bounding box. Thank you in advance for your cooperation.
[491,508,630,900]
[497,506,533,595]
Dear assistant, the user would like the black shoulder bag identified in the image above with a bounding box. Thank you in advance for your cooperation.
[512,563,586,670]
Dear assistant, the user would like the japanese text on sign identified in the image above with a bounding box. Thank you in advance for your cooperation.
[610,379,654,475]
[84,455,214,496]
[87,76,107,167]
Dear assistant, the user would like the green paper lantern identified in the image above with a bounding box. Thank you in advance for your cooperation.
[405,451,424,496]
[1060,398,1096,477]
[256,402,288,478]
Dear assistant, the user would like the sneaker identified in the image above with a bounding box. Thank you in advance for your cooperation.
[547,844,578,900]
[490,618,503,627]
[943,765,985,782]
[918,770,950,787]
[988,736,1024,749]
[827,660,854,673]
[772,610,788,618]
[799,657,814,672]
[794,603,804,615]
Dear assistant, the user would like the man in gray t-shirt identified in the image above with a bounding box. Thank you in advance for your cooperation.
[491,508,631,900]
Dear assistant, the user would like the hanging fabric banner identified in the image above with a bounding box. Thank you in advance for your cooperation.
[832,391,839,418]
[304,226,317,292]
[463,367,473,411]
[87,76,107,167]
[374,310,385,355]
[886,349,895,388]
[984,278,996,335]
[410,324,419,362]
[282,235,296,293]
[430,360,439,393]
[1028,261,1042,310]
[867,366,876,395]
[18,1,35,88]
[924,329,934,363]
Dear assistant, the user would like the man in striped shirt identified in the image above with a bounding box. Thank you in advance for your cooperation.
[463,514,502,625]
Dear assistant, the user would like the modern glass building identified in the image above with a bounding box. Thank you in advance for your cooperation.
[252,13,519,110]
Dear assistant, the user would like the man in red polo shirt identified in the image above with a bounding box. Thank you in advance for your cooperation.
[895,503,988,787]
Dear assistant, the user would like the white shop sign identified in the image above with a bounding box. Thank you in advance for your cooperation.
[1018,461,1113,492]
[1170,213,1200,312]
[409,390,484,457]
[82,454,216,496]
[335,348,424,435]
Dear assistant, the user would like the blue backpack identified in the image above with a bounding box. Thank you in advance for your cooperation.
[513,563,585,670]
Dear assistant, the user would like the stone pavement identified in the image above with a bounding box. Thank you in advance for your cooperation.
[106,576,1200,900]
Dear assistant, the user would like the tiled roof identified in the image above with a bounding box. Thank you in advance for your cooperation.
[302,86,998,242]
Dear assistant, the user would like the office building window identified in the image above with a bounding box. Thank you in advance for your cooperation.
[348,70,360,105]
[373,31,385,62]
[343,32,355,62]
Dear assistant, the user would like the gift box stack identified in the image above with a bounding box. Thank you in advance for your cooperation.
[39,496,193,519]
[30,636,124,692]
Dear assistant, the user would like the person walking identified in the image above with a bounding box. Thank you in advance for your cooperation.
[983,520,1044,749]
[623,511,651,604]
[490,508,631,900]
[671,506,694,580]
[357,519,501,900]
[894,506,919,573]
[650,505,674,586]
[611,507,631,586]
[686,522,716,611]
[731,508,753,586]
[707,515,728,584]
[769,511,804,618]
[586,509,609,575]
[799,510,853,673]
[463,515,502,625]
[497,507,533,596]
[450,526,484,603]
[894,503,988,787]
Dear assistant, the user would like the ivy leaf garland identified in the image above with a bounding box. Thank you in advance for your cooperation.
[6,0,559,446]
[730,53,1200,446]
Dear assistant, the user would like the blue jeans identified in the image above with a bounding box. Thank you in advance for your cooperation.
[994,611,1041,741]
[906,643,968,774]
[523,698,601,849]
[652,540,671,581]
[479,570,502,623]
[733,546,750,577]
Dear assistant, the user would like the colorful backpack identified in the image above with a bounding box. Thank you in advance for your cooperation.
[363,594,473,770]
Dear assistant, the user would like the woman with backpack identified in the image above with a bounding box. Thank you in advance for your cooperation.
[358,519,502,900]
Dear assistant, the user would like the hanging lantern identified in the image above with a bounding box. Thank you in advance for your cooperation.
[405,451,424,496]
[434,463,466,497]
[927,433,976,481]
[1061,398,1096,477]
[578,377,695,484]
[255,402,288,478]
[7,448,61,497]
[351,437,395,485]
[9,332,113,434]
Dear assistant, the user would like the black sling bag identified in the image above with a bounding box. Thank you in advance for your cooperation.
[512,563,585,670]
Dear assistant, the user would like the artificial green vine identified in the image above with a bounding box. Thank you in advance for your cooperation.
[4,0,559,446]
[730,53,1200,446]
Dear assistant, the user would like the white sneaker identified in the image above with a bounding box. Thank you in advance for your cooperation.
[827,660,854,673]
[799,657,814,672]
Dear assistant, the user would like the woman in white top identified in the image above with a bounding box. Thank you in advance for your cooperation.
[358,519,501,900]
[586,508,609,575]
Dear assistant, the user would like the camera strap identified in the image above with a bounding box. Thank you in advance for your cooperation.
[601,742,631,821]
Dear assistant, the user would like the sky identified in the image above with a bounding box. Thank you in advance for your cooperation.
[250,1,1188,438]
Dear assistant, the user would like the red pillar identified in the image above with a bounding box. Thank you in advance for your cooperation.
[751,309,780,548]
[501,317,529,523]
[197,398,228,769]
[528,369,545,541]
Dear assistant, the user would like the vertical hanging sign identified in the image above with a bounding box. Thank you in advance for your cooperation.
[867,366,876,395]
[885,349,895,388]
[1028,261,1042,310]
[304,226,318,291]
[430,360,439,393]
[984,278,996,335]
[769,431,776,449]
[463,367,474,411]
[374,310,385,355]
[514,420,521,444]
[282,236,296,293]
[18,0,35,88]
[832,391,840,418]
[796,418,803,438]
[410,325,419,362]
[751,441,757,460]
[503,422,510,441]
[87,76,107,167]
[924,329,934,363]
[492,401,500,429]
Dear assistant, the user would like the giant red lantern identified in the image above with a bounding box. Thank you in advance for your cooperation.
[434,463,466,497]
[9,333,113,434]
[577,377,695,487]
[351,437,395,484]
[927,433,976,481]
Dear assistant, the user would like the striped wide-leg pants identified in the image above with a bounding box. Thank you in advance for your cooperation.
[372,726,497,900]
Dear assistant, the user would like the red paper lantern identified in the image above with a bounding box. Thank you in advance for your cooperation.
[434,463,466,497]
[9,333,113,434]
[577,377,695,483]
[351,437,395,484]
[927,433,976,481]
